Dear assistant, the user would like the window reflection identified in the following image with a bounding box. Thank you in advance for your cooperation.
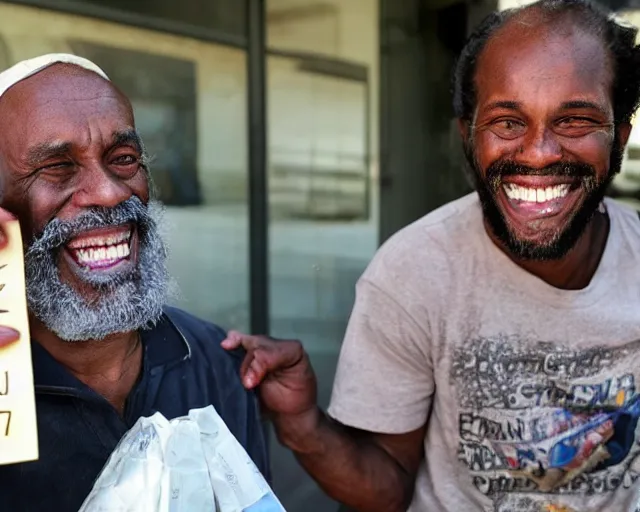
[75,0,247,38]
[269,55,370,220]
[266,1,379,510]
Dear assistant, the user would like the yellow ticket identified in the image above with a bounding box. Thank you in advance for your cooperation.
[0,220,38,465]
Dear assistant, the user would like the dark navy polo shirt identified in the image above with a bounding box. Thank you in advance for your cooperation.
[0,307,270,512]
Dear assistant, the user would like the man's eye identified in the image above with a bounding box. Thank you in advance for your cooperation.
[112,155,138,165]
[38,162,74,176]
[42,162,72,170]
[555,117,606,137]
[558,117,597,126]
[490,119,526,139]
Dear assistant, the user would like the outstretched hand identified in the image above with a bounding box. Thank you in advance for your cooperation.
[221,331,317,418]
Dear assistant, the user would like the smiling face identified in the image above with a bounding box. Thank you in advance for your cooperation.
[466,14,630,260]
[0,63,169,341]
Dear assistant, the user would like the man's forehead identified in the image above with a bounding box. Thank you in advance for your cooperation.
[0,53,108,98]
[0,53,109,105]
[0,63,135,159]
[0,63,119,108]
[475,16,612,106]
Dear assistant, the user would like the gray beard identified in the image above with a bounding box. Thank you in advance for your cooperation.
[24,197,170,341]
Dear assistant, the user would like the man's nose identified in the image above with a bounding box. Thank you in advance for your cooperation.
[515,126,563,169]
[72,162,132,209]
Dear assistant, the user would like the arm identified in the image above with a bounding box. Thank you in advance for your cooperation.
[275,407,425,512]
[223,277,433,512]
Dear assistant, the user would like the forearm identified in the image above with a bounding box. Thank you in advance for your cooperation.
[273,408,413,512]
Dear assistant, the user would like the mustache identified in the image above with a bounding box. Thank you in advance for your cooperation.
[485,161,597,190]
[26,196,152,255]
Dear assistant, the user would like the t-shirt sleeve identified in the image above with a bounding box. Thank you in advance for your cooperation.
[327,276,434,434]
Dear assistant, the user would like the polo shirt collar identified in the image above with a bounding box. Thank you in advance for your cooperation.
[32,310,191,392]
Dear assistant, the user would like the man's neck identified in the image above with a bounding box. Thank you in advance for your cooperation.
[486,210,610,290]
[30,318,143,414]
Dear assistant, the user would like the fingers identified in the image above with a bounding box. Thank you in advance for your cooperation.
[0,209,17,250]
[221,330,260,351]
[239,349,257,388]
[244,355,267,389]
[0,326,19,349]
[222,331,305,389]
[225,331,266,389]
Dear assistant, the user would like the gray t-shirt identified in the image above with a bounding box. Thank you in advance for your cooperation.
[328,193,640,512]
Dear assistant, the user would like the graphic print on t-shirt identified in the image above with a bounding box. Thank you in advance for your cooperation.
[451,335,640,512]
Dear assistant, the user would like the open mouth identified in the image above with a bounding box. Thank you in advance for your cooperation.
[498,176,583,226]
[504,183,571,204]
[65,224,134,271]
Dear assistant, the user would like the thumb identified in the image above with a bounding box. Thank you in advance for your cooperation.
[0,209,17,250]
[0,326,19,349]
[221,331,260,351]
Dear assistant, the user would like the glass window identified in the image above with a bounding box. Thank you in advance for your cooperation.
[74,0,247,38]
[0,1,250,331]
[266,1,379,510]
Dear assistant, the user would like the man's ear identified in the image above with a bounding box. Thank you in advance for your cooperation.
[617,122,632,149]
[458,118,470,144]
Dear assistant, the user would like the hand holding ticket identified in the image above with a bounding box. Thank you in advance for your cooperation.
[0,210,39,465]
[0,208,19,350]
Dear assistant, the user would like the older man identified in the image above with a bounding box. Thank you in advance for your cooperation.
[224,1,640,511]
[0,54,268,511]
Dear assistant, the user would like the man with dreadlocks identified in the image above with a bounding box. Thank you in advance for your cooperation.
[0,55,269,511]
[222,1,640,511]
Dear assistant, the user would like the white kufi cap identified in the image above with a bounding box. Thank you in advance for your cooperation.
[0,53,109,99]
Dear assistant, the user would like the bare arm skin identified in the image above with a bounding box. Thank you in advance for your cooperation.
[222,332,425,512]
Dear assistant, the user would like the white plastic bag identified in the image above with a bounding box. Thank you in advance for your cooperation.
[79,406,286,512]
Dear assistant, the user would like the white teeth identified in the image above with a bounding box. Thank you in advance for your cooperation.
[73,242,130,266]
[68,229,131,249]
[504,184,570,203]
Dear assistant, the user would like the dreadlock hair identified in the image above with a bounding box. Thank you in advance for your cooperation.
[452,0,640,128]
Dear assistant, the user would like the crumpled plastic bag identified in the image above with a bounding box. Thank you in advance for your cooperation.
[78,406,286,512]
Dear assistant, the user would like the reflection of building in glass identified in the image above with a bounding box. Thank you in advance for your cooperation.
[69,41,201,206]
[268,54,370,220]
